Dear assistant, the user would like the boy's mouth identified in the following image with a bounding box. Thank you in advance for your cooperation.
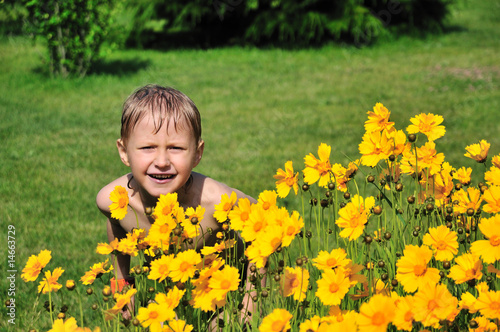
[149,174,174,180]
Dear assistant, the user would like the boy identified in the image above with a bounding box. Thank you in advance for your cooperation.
[96,84,260,324]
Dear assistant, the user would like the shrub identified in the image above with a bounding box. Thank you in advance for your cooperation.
[25,0,116,77]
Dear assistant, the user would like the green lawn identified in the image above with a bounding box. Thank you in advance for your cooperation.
[1,0,499,329]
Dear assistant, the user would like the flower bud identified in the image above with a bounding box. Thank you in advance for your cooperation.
[66,280,76,291]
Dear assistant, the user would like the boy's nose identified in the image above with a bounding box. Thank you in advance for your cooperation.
[154,151,170,168]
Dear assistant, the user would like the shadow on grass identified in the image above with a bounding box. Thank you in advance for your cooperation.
[31,57,152,78]
[89,58,152,76]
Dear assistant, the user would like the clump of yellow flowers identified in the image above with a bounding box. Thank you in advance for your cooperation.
[22,103,500,332]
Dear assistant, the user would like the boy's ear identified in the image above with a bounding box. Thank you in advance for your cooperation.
[116,139,130,167]
[194,140,204,167]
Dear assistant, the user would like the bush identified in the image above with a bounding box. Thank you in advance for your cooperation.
[126,0,454,48]
[25,0,116,77]
[0,0,29,35]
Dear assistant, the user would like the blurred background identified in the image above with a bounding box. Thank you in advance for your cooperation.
[1,0,499,329]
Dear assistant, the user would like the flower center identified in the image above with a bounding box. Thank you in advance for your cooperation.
[179,261,190,272]
[223,202,232,211]
[329,283,339,293]
[253,222,263,232]
[162,205,172,216]
[436,240,448,250]
[118,197,127,209]
[262,202,271,210]
[372,312,385,326]
[404,311,413,322]
[285,177,295,187]
[286,226,296,236]
[271,321,285,332]
[291,278,300,288]
[327,258,337,267]
[428,299,438,311]
[160,224,170,234]
[240,211,249,221]
[271,237,281,249]
[221,280,231,289]
[490,301,500,311]
[159,265,169,275]
[489,235,500,247]
[413,265,426,276]
[149,311,159,320]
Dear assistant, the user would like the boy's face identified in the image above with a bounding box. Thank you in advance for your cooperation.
[117,114,204,202]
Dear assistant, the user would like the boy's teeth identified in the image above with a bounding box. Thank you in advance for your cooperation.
[151,174,173,179]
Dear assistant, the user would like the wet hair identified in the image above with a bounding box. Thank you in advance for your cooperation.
[120,84,202,146]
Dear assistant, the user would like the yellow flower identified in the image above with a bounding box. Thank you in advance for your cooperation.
[493,154,500,168]
[406,113,446,142]
[453,166,472,185]
[448,253,483,284]
[259,308,293,332]
[419,169,454,207]
[169,249,202,282]
[245,241,268,269]
[393,295,416,332]
[413,283,458,327]
[38,267,64,294]
[80,259,113,285]
[185,206,205,224]
[96,238,119,255]
[396,245,440,293]
[451,187,483,214]
[458,291,478,313]
[422,225,458,261]
[281,210,304,247]
[137,302,170,332]
[146,214,176,249]
[117,232,139,257]
[153,193,180,220]
[156,286,185,313]
[274,160,299,198]
[282,266,309,301]
[104,288,137,320]
[257,224,284,258]
[335,194,375,241]
[364,102,395,133]
[315,268,351,306]
[483,185,500,214]
[241,205,269,242]
[485,166,500,187]
[148,254,174,282]
[400,141,444,176]
[387,128,411,157]
[359,130,392,167]
[470,315,499,332]
[163,319,194,332]
[299,315,322,332]
[213,192,237,222]
[470,214,500,263]
[48,317,79,332]
[258,190,278,211]
[200,239,236,256]
[464,139,490,163]
[109,185,129,220]
[227,197,252,231]
[357,294,396,332]
[21,249,51,282]
[303,143,333,187]
[208,265,240,301]
[312,248,351,271]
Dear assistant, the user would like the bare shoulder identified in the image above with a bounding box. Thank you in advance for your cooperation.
[194,173,256,207]
[96,174,132,216]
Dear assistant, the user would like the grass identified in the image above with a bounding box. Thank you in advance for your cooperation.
[0,0,499,329]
